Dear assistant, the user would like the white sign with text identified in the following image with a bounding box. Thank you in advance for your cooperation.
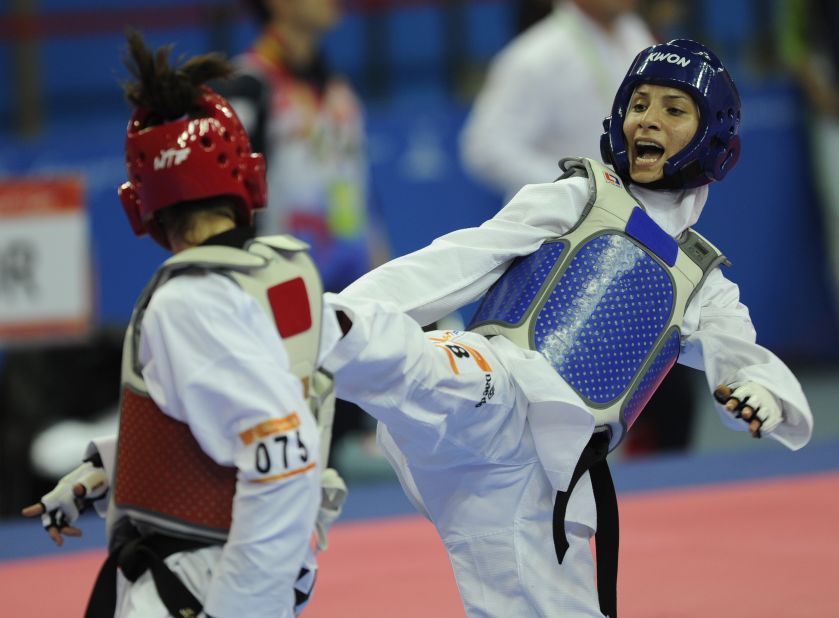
[0,179,92,342]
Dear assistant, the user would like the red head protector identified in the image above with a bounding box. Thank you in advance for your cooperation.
[118,86,266,249]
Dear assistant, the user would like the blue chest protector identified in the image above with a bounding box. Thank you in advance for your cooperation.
[469,158,728,451]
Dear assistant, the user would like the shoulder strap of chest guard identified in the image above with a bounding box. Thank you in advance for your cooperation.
[557,157,638,230]
[129,234,322,385]
[559,157,729,277]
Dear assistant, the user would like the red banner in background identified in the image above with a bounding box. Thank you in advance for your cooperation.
[0,177,92,343]
[0,179,85,218]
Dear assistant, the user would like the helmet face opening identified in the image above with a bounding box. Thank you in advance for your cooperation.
[120,86,266,248]
[600,39,741,189]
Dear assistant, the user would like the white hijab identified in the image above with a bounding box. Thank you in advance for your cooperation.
[629,183,710,237]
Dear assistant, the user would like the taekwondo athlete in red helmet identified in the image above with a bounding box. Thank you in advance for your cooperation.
[22,31,345,618]
[321,40,814,616]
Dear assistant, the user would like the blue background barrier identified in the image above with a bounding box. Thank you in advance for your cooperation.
[0,0,836,360]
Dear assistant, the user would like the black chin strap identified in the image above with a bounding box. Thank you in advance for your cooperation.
[552,432,619,618]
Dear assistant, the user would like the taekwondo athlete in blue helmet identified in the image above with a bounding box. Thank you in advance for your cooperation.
[320,40,814,617]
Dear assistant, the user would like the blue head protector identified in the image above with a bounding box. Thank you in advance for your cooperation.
[600,39,741,189]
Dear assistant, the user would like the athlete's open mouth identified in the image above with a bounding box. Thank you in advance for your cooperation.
[634,140,665,163]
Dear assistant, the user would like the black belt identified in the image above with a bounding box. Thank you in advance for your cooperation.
[85,533,210,618]
[552,431,619,618]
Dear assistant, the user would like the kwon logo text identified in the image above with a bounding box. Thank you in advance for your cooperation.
[154,147,191,170]
[646,52,690,68]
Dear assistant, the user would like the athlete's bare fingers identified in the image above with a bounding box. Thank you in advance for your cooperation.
[46,526,64,546]
[715,384,752,419]
[21,502,45,518]
[713,384,732,404]
[724,398,740,412]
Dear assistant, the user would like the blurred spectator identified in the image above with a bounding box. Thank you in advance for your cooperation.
[216,0,389,475]
[218,0,388,293]
[460,0,699,457]
[460,0,654,199]
[777,0,839,321]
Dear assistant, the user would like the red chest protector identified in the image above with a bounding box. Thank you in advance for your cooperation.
[113,235,323,542]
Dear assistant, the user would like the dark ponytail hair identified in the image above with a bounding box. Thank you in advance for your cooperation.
[121,30,240,246]
[122,28,234,126]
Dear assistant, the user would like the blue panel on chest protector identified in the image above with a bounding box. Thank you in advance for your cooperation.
[470,241,566,326]
[534,234,675,405]
[622,329,681,429]
[625,207,678,267]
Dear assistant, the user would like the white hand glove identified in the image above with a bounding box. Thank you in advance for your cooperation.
[39,460,109,530]
[715,381,783,437]
[315,468,347,551]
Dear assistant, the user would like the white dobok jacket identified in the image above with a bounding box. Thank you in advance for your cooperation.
[92,269,343,618]
[327,177,814,616]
